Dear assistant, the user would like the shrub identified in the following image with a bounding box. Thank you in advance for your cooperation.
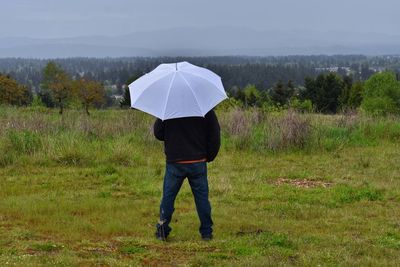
[54,135,90,166]
[361,72,400,115]
[220,108,261,138]
[56,147,88,166]
[290,98,313,113]
[109,143,138,166]
[337,110,360,129]
[7,130,42,155]
[215,97,242,111]
[361,96,397,116]
[265,110,311,151]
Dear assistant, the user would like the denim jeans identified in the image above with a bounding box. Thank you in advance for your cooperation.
[157,162,213,237]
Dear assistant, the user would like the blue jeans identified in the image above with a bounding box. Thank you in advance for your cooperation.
[158,162,213,237]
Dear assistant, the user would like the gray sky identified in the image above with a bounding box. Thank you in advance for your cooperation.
[1,0,399,38]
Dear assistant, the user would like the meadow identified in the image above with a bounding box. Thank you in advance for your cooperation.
[0,105,400,266]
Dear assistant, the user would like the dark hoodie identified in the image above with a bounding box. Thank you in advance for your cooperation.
[153,110,221,163]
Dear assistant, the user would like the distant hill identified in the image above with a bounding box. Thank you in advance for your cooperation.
[1,27,400,58]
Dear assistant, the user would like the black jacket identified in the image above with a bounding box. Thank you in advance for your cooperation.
[153,110,221,163]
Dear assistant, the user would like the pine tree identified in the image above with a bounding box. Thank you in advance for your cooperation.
[120,86,131,108]
[120,72,143,108]
[270,80,294,106]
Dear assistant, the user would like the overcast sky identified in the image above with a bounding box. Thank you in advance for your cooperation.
[1,0,399,38]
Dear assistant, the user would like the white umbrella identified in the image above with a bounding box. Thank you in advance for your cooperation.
[129,61,227,120]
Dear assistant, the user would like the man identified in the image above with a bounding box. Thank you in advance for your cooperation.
[153,109,221,241]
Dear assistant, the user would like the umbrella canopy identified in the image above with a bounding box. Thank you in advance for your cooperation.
[129,61,227,120]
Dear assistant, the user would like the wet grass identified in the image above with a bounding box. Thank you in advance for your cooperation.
[0,106,400,266]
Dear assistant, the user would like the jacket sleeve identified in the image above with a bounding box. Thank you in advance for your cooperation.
[153,119,165,141]
[206,110,221,162]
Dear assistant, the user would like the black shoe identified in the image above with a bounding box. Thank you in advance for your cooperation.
[155,233,167,241]
[202,234,213,241]
[155,223,168,241]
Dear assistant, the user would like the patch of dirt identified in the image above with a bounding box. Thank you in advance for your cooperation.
[273,178,334,188]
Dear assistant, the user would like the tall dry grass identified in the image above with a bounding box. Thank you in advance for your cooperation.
[219,107,400,152]
[0,107,150,138]
[264,109,311,151]
[0,107,157,167]
[1,106,400,168]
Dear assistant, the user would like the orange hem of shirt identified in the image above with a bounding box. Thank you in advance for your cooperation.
[176,158,207,164]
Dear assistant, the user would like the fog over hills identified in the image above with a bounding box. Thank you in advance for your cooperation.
[1,27,400,58]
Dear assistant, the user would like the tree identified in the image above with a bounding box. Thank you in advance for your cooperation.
[120,72,143,108]
[270,80,295,106]
[361,72,400,115]
[126,72,144,85]
[73,79,105,115]
[339,75,353,110]
[0,74,32,106]
[38,90,55,108]
[360,63,375,80]
[302,73,345,113]
[41,62,72,114]
[120,86,131,108]
[319,73,345,113]
[290,98,313,113]
[243,84,261,107]
[347,81,364,108]
[301,76,317,105]
[234,88,246,104]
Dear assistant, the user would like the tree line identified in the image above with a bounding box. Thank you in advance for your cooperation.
[1,55,400,94]
[40,62,105,115]
[227,71,400,115]
[1,59,400,116]
[0,62,105,115]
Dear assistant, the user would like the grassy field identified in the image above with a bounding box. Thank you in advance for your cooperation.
[1,106,400,266]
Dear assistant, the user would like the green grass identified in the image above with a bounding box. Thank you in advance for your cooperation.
[0,106,400,266]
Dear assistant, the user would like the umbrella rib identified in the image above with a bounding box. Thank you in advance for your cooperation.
[179,72,204,116]
[130,70,172,106]
[162,72,177,120]
[180,70,227,98]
